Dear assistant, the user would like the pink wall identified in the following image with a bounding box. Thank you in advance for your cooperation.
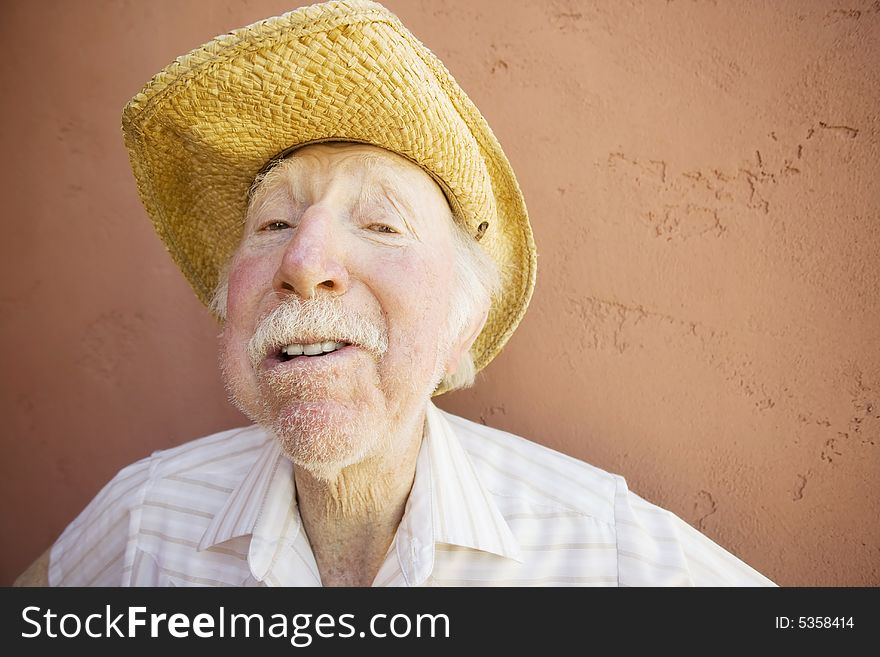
[1,0,877,586]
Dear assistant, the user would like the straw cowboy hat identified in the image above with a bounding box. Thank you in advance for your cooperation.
[121,0,536,392]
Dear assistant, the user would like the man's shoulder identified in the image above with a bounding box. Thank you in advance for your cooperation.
[437,409,776,585]
[86,423,271,511]
[439,409,621,526]
[146,424,271,479]
[65,423,271,520]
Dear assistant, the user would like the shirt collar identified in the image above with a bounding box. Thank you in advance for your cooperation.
[384,403,523,585]
[198,435,285,551]
[425,403,522,560]
[199,438,321,586]
[198,402,522,586]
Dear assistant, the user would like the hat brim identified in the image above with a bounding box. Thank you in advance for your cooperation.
[121,0,536,394]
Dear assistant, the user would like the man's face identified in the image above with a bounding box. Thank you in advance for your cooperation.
[219,143,460,478]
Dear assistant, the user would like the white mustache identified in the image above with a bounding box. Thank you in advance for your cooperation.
[247,297,388,369]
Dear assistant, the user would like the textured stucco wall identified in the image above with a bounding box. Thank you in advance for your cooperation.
[1,0,877,586]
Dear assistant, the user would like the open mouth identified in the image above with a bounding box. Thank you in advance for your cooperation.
[277,341,350,362]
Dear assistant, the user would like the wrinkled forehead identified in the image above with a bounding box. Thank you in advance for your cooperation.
[249,142,451,209]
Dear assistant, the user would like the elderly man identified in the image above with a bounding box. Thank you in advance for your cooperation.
[16,0,772,587]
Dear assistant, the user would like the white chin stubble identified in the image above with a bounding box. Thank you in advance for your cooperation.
[220,298,392,479]
[259,362,389,479]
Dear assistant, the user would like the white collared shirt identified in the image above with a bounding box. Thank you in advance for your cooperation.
[49,404,774,586]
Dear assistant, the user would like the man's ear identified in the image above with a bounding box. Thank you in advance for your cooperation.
[445,308,489,376]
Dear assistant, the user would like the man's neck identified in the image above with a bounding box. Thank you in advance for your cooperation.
[293,410,425,587]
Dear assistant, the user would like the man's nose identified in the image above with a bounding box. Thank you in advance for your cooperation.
[272,207,350,299]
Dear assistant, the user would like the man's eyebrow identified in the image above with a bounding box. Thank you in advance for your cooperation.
[367,175,417,213]
[245,157,309,223]
[354,156,425,230]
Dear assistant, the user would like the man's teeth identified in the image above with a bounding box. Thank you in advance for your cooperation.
[281,341,347,356]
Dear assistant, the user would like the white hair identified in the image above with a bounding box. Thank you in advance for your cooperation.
[438,214,500,391]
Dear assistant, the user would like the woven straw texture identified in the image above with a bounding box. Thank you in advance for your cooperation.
[121,0,536,392]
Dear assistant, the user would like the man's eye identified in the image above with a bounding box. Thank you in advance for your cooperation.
[367,223,398,234]
[261,221,291,231]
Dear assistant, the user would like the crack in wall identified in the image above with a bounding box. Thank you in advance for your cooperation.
[479,404,506,426]
[820,436,845,463]
[848,369,878,448]
[824,2,880,24]
[564,294,725,355]
[792,473,808,501]
[805,366,878,467]
[605,149,777,239]
[604,120,860,240]
[693,490,717,530]
[806,121,860,140]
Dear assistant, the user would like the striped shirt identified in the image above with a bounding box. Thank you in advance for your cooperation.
[49,403,774,586]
